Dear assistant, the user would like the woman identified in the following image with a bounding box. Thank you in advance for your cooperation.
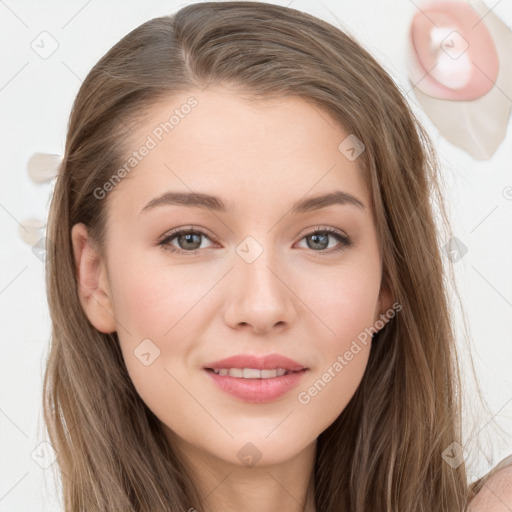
[42,2,511,510]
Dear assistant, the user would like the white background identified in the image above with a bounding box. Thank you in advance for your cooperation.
[0,1,511,510]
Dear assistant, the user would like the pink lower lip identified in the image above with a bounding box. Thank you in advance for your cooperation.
[204,369,307,403]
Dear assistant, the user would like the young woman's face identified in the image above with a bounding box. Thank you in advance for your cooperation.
[76,85,391,467]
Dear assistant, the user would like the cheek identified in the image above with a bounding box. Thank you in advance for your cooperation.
[334,269,381,346]
[108,255,212,424]
[298,254,382,351]
[293,260,380,425]
[107,249,230,397]
[108,248,218,338]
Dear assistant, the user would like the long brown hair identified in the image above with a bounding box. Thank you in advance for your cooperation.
[43,2,477,510]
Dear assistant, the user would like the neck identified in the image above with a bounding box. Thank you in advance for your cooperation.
[169,432,317,512]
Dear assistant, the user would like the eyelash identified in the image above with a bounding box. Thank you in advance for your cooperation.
[157,225,353,256]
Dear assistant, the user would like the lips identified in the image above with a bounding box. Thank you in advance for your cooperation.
[204,353,306,372]
[203,353,308,403]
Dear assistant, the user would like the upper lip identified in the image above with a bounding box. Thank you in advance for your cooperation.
[204,354,306,372]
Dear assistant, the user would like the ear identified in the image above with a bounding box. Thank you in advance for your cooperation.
[374,271,397,330]
[71,223,117,333]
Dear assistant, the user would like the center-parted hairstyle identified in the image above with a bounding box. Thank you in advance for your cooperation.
[43,2,476,510]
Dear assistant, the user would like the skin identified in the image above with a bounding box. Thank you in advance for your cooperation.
[468,465,512,511]
[72,84,394,512]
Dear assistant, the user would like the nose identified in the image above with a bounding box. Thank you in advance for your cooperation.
[223,246,297,335]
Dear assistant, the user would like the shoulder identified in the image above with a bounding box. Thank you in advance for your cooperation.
[467,455,512,511]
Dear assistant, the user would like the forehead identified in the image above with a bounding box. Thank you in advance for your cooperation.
[107,85,370,216]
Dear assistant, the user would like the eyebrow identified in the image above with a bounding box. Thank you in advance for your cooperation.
[140,190,365,215]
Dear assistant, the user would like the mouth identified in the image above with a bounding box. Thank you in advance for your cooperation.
[202,354,309,403]
[204,367,304,379]
[202,353,308,403]
[204,353,307,373]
